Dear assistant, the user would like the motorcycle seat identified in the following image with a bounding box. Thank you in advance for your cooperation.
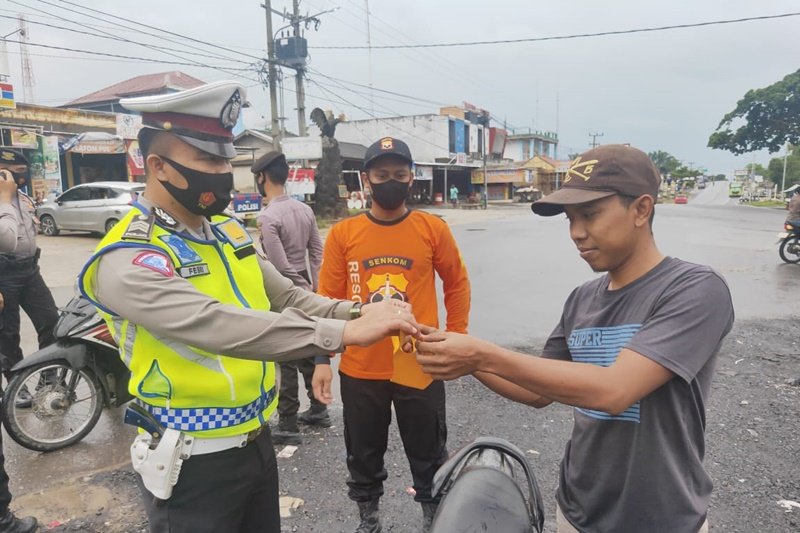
[430,466,532,533]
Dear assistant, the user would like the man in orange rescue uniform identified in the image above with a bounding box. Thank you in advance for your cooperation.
[313,137,471,533]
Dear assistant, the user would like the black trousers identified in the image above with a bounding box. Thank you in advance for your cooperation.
[0,431,10,514]
[277,356,324,419]
[339,372,447,504]
[0,265,58,376]
[141,427,281,533]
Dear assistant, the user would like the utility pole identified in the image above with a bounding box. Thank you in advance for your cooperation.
[364,0,374,114]
[781,143,789,199]
[291,0,307,136]
[262,1,281,147]
[588,132,604,148]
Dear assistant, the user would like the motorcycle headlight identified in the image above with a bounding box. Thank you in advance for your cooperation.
[786,223,794,231]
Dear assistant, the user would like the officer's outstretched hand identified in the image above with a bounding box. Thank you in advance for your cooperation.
[342,300,420,348]
[312,363,333,405]
[417,325,494,380]
[0,170,17,203]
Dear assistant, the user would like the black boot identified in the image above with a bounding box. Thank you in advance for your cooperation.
[420,502,437,532]
[0,511,37,533]
[355,499,382,533]
[13,386,32,409]
[272,415,302,445]
[297,405,331,428]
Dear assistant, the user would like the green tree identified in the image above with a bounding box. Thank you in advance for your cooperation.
[708,69,800,154]
[766,146,800,189]
[647,150,681,176]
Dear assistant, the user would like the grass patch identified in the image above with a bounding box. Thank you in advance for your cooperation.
[747,200,786,208]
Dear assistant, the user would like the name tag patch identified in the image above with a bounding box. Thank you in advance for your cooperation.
[178,263,210,278]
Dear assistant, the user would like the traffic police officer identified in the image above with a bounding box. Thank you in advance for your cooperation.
[78,81,419,533]
[0,158,41,533]
[0,149,59,409]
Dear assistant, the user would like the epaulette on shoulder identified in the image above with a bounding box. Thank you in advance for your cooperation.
[121,213,155,241]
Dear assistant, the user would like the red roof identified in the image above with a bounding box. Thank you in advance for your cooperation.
[65,71,205,106]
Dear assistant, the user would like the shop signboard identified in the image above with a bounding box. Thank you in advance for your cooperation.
[286,167,315,198]
[125,139,145,177]
[414,165,433,181]
[10,128,38,148]
[232,192,262,216]
[0,83,14,110]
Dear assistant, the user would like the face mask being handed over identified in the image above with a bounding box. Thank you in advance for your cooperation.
[369,179,410,210]
[158,156,233,216]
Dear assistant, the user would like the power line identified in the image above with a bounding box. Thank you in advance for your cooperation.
[2,39,256,74]
[0,13,253,65]
[51,0,265,62]
[306,67,449,107]
[310,12,800,49]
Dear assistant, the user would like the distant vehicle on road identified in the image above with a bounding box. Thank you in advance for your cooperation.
[729,182,743,198]
[36,181,144,236]
[674,194,688,204]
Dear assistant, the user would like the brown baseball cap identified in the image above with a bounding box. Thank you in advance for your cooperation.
[531,144,661,216]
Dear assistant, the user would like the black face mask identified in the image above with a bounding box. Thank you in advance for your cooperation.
[256,175,266,197]
[158,156,233,216]
[369,179,409,210]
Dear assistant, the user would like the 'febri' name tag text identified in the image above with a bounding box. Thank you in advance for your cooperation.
[178,264,210,278]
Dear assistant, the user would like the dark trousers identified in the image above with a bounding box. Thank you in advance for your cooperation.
[141,427,281,533]
[339,372,447,504]
[0,266,58,376]
[0,432,10,514]
[277,357,323,419]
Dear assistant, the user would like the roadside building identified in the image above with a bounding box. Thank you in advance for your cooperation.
[326,103,507,204]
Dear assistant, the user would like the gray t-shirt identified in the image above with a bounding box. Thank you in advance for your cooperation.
[543,257,734,533]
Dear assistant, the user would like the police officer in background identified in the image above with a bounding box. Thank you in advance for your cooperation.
[78,81,419,533]
[253,151,330,445]
[0,158,43,533]
[0,149,59,410]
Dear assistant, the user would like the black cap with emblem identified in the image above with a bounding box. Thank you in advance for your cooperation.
[0,148,29,167]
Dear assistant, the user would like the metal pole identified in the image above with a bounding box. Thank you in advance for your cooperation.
[292,0,307,137]
[443,165,448,207]
[482,127,488,209]
[263,0,281,148]
[781,143,789,199]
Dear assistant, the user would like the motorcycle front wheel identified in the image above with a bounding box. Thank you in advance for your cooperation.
[2,362,104,452]
[779,235,800,264]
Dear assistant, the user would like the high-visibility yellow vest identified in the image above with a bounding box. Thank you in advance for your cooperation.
[80,205,277,438]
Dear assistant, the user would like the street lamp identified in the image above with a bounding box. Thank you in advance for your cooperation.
[781,143,789,199]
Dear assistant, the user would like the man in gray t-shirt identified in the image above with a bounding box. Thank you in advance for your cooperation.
[416,144,734,533]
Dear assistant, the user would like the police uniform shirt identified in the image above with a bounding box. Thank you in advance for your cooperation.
[0,192,37,256]
[90,198,352,361]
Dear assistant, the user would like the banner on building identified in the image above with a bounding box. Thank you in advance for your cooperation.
[286,167,315,197]
[125,139,145,177]
[10,128,38,148]
[414,165,433,181]
[454,119,466,154]
[42,135,62,195]
[0,83,14,109]
[469,124,479,154]
[116,114,143,139]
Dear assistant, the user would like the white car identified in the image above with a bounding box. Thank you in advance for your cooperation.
[36,181,145,236]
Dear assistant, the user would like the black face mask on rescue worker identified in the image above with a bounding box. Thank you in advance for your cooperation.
[368,179,409,210]
[158,156,233,216]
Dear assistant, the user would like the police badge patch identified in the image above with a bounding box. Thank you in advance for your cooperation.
[220,89,242,128]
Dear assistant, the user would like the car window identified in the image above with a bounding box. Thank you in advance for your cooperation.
[88,187,110,200]
[58,187,91,202]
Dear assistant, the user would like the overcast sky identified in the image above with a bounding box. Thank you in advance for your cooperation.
[1,0,797,174]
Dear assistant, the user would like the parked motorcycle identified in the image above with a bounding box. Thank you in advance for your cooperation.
[778,221,800,264]
[429,437,545,533]
[1,295,132,452]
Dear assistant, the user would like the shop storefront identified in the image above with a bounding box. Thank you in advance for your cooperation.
[471,167,528,201]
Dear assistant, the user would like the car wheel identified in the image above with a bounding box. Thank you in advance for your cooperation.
[104,218,119,235]
[39,215,59,236]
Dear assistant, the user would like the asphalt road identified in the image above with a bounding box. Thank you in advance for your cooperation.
[6,201,799,532]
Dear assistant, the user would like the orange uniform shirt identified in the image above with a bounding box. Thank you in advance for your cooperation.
[319,210,471,380]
